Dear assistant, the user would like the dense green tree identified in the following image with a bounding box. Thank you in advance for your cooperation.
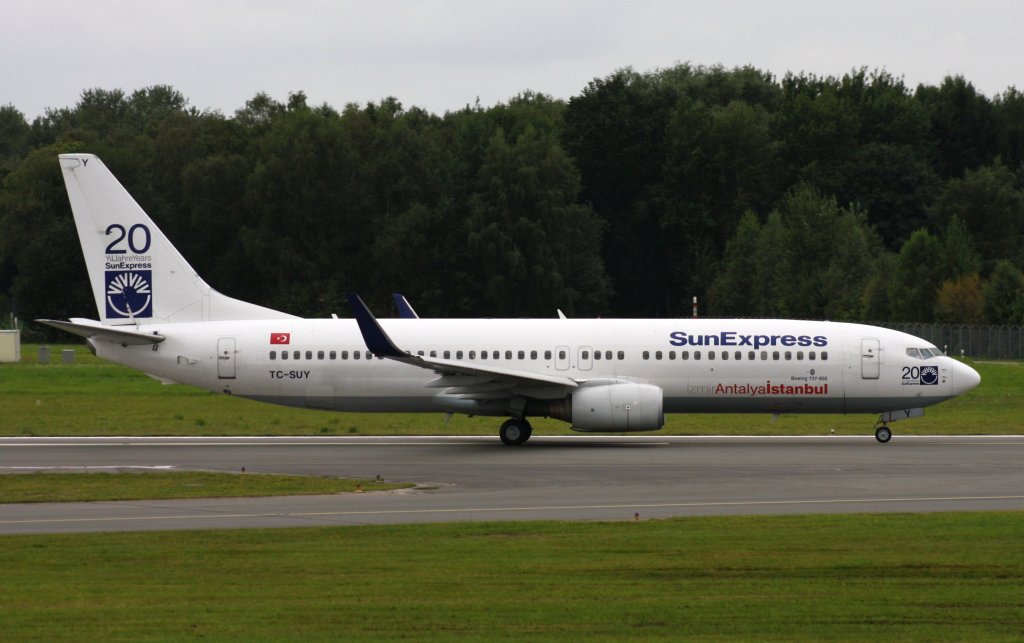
[465,126,609,316]
[930,161,1024,269]
[934,274,985,323]
[983,260,1024,324]
[708,185,877,320]
[889,229,944,322]
[563,68,681,315]
[915,76,996,178]
[0,145,94,322]
[0,105,31,180]
[940,216,982,279]
[2,66,1022,328]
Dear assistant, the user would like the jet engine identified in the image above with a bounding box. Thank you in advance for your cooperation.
[534,383,664,432]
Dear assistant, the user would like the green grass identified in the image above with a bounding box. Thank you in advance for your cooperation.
[0,471,410,503]
[1,512,1022,640]
[0,344,1018,436]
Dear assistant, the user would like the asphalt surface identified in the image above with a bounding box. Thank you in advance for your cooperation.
[2,435,1023,534]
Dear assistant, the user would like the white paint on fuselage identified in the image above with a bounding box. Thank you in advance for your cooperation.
[96,318,978,419]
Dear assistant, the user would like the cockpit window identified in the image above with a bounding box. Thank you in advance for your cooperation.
[907,347,941,359]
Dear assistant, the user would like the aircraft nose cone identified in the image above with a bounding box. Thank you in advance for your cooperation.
[953,360,981,395]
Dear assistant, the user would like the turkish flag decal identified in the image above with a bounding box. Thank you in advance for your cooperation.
[270,333,291,345]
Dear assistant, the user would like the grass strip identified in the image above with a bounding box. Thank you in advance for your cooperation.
[0,345,1014,436]
[1,512,1022,640]
[0,471,410,503]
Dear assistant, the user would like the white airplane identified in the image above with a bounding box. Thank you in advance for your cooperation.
[40,154,981,445]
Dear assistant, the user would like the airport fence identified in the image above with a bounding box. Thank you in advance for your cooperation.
[877,322,1024,360]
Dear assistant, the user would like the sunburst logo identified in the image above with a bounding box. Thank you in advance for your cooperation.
[105,270,153,318]
[920,365,939,385]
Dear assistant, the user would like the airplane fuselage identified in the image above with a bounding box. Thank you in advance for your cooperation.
[95,317,975,422]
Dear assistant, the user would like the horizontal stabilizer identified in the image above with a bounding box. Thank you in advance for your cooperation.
[37,318,165,345]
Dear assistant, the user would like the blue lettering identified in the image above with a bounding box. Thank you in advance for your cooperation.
[669,331,831,348]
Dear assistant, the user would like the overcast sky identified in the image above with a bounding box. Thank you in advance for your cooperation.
[2,1,1021,119]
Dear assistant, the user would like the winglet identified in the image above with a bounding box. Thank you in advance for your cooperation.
[346,293,408,358]
[392,293,420,319]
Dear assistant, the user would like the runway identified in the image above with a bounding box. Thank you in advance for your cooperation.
[2,435,1023,534]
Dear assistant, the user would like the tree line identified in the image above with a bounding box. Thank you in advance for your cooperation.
[2,65,1023,337]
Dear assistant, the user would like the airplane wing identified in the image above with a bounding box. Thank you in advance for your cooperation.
[37,318,165,345]
[392,293,419,319]
[347,294,577,400]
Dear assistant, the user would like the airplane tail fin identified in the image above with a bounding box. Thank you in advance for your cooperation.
[58,154,296,325]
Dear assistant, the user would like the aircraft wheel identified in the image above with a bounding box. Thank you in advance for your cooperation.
[875,425,892,443]
[500,419,532,446]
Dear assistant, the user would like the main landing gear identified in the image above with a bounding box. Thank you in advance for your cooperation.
[499,418,533,446]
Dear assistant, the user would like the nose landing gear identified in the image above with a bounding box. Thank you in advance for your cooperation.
[874,423,892,443]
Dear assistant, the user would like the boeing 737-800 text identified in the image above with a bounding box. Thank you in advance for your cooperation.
[40,154,981,445]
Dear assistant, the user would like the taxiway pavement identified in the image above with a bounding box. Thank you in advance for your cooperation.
[2,435,1023,533]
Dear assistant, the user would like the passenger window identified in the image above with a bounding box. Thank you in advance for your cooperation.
[281,351,288,360]
[708,351,715,361]
[809,351,816,361]
[721,351,729,360]
[531,351,538,360]
[518,350,525,360]
[417,350,425,356]
[607,351,613,360]
[444,350,451,359]
[694,351,701,360]
[594,351,602,361]
[366,352,373,360]
[269,351,276,360]
[329,351,337,360]
[293,351,300,360]
[643,351,650,360]
[735,351,742,360]
[430,350,437,358]
[655,351,663,360]
[821,351,828,361]
[353,351,360,360]
[317,350,324,360]
[545,350,552,360]
[456,350,464,359]
[682,351,689,360]
[797,351,804,360]
[305,351,312,360]
[558,350,567,360]
[772,351,780,360]
[582,350,590,360]
[748,351,755,361]
[761,351,768,360]
[341,351,349,359]
[505,350,512,360]
[785,351,792,360]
